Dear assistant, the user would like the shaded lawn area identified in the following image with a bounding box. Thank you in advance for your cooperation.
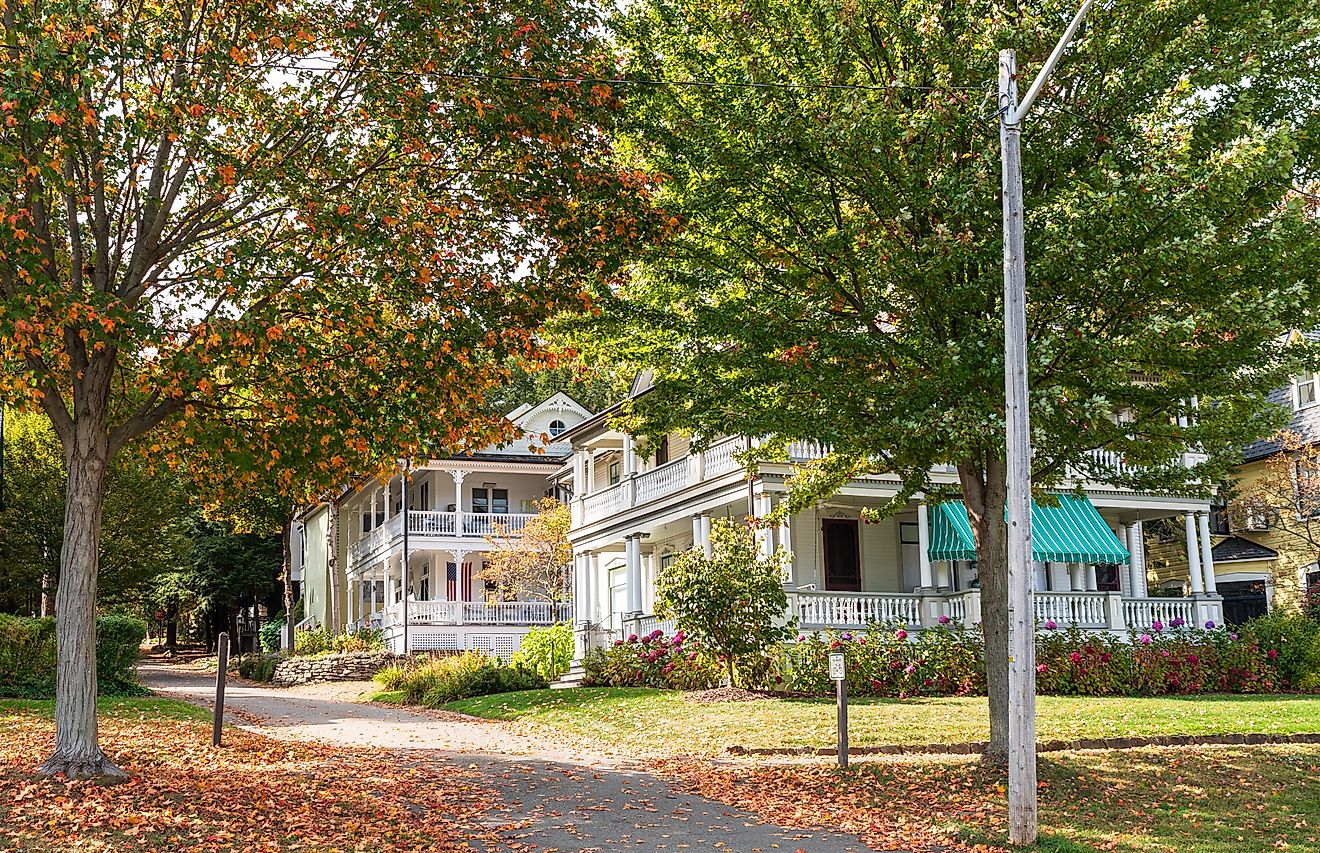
[446,687,1320,755]
[0,698,511,852]
[662,744,1320,853]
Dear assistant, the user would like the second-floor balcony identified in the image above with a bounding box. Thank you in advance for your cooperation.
[348,510,538,564]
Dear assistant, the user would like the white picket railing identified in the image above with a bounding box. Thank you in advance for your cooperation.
[794,590,923,628]
[942,592,968,624]
[701,437,746,478]
[1035,591,1109,628]
[1123,596,1196,629]
[633,614,679,637]
[406,510,457,536]
[386,600,571,626]
[636,456,690,504]
[459,512,537,538]
[787,441,830,461]
[582,482,626,523]
[348,512,538,565]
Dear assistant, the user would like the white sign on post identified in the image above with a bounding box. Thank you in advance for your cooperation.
[828,652,846,681]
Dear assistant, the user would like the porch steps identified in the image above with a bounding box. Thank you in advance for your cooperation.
[550,664,587,689]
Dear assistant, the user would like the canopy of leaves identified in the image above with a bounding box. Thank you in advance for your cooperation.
[576,0,1320,507]
[0,410,188,613]
[654,517,792,686]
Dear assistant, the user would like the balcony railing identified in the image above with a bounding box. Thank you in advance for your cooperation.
[1035,591,1109,629]
[635,456,690,504]
[385,600,572,626]
[793,590,924,628]
[347,511,538,564]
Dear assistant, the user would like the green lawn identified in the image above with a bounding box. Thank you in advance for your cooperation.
[0,697,211,725]
[446,688,1320,756]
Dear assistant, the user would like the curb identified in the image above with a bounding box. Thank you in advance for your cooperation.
[725,731,1320,757]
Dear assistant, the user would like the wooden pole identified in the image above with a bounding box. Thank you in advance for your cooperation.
[213,632,229,747]
[836,676,849,769]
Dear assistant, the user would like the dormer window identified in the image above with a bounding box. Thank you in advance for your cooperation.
[1295,371,1318,410]
[548,419,567,437]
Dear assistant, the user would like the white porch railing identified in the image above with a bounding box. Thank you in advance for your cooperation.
[582,482,626,522]
[636,456,690,503]
[701,437,746,478]
[1123,596,1196,629]
[632,614,679,637]
[1035,591,1109,629]
[386,600,571,626]
[787,441,830,461]
[793,590,923,628]
[347,511,538,565]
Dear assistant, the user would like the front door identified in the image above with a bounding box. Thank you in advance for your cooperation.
[822,519,862,591]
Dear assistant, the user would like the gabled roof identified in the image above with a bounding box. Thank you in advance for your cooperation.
[1211,536,1278,563]
[506,391,590,427]
[1244,330,1320,462]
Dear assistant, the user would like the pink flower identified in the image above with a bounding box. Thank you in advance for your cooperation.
[797,635,806,643]
[1069,651,1082,664]
[628,633,638,642]
[1268,649,1279,660]
[1151,620,1164,633]
[1186,654,1200,665]
[1230,633,1239,641]
[1139,634,1153,645]
[938,615,951,625]
[904,663,917,674]
[1044,619,1057,631]
[894,629,908,641]
[1036,663,1048,674]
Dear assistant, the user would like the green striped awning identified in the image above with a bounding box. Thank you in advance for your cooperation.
[927,495,1130,564]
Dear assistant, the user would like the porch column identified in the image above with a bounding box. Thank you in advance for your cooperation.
[450,469,466,532]
[916,503,934,591]
[1085,564,1098,592]
[585,452,596,495]
[625,534,643,617]
[1117,526,1131,595]
[754,493,773,559]
[588,551,601,624]
[371,567,381,619]
[385,560,397,612]
[1185,513,1204,595]
[573,551,589,659]
[690,444,705,485]
[383,478,392,520]
[777,504,794,584]
[1068,564,1084,592]
[1197,511,1218,596]
[700,514,713,558]
[369,490,377,529]
[572,450,587,524]
[1130,520,1148,597]
[623,435,638,476]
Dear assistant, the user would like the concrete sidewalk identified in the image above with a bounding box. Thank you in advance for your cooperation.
[140,661,882,853]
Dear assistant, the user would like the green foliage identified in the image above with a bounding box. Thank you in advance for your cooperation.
[773,625,985,697]
[236,653,282,683]
[1240,613,1320,692]
[511,622,574,680]
[293,626,383,657]
[655,518,793,686]
[375,651,547,706]
[259,616,286,654]
[582,630,721,690]
[0,614,143,697]
[294,626,334,657]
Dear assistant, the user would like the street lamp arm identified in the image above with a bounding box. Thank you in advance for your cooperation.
[1013,0,1098,124]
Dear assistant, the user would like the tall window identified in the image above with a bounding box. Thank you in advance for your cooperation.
[1210,502,1231,536]
[548,419,567,437]
[655,436,670,465]
[1295,371,1318,410]
[1296,461,1320,520]
[608,461,620,485]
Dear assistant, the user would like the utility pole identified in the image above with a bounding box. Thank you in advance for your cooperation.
[999,1,1096,845]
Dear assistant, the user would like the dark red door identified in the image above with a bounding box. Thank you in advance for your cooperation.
[822,519,861,591]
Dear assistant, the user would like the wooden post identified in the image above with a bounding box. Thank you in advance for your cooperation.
[836,677,849,769]
[213,632,229,747]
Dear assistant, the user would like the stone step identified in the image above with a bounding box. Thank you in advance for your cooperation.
[550,664,586,689]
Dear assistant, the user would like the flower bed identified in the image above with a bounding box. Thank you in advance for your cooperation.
[582,630,722,689]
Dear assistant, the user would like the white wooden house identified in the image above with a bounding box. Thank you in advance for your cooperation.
[558,376,1225,661]
[295,393,589,655]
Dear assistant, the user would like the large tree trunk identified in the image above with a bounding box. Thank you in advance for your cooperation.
[38,424,126,780]
[281,518,295,651]
[959,456,1010,766]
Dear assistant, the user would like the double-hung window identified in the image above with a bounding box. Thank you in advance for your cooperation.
[1296,371,1318,410]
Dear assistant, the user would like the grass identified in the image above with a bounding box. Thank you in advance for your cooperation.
[665,743,1320,852]
[446,687,1320,755]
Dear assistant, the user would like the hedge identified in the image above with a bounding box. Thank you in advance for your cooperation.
[0,613,147,698]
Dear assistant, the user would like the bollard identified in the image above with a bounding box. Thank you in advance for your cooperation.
[829,651,848,768]
[213,632,229,747]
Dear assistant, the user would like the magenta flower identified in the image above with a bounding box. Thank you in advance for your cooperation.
[1186,654,1200,665]
[613,639,624,646]
[1204,620,1216,630]
[904,663,917,674]
[628,633,638,642]
[1069,651,1083,664]
[895,629,908,641]
[938,614,951,625]
[1036,663,1048,674]
[841,632,853,641]
[1268,649,1279,659]
[1170,617,1185,628]
[1139,634,1153,645]
[1230,633,1239,641]
[1044,619,1057,631]
[797,635,806,643]
[1151,620,1164,633]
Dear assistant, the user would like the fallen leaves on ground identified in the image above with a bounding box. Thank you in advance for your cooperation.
[661,744,1320,853]
[0,707,512,852]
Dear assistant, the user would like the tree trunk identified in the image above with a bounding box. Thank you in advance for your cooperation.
[959,456,1010,767]
[38,426,126,780]
[165,602,178,652]
[281,518,295,651]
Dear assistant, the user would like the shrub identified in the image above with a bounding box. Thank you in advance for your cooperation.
[582,630,722,690]
[294,626,333,656]
[237,653,282,683]
[260,617,286,654]
[511,622,573,680]
[0,613,144,697]
[655,517,793,686]
[771,624,984,697]
[1241,612,1320,691]
[376,651,548,706]
[333,627,385,654]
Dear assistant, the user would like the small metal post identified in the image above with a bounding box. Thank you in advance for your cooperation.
[213,632,229,747]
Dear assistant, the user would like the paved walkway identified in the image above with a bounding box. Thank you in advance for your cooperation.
[141,662,879,852]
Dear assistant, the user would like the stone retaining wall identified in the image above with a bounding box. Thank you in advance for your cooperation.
[272,652,397,687]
